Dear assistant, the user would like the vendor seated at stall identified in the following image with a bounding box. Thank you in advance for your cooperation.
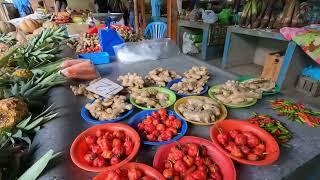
[54,0,68,12]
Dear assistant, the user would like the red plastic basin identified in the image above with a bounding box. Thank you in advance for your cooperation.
[210,119,280,166]
[70,123,140,172]
[93,162,165,180]
[153,136,236,180]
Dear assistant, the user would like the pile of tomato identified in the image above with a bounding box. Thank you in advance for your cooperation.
[137,109,182,142]
[162,143,222,180]
[102,167,154,180]
[83,129,134,167]
[217,129,266,161]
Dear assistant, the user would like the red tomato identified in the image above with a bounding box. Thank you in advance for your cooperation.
[216,133,229,146]
[156,123,166,131]
[101,150,112,159]
[228,129,240,139]
[160,130,173,141]
[172,119,182,129]
[194,156,205,166]
[127,168,143,180]
[113,130,125,140]
[98,138,111,150]
[103,131,114,141]
[163,168,173,179]
[167,127,178,136]
[144,124,156,134]
[151,111,160,119]
[144,117,153,125]
[230,147,243,158]
[171,147,184,160]
[168,115,175,121]
[93,156,105,167]
[95,129,104,137]
[247,135,260,148]
[234,134,247,146]
[84,152,96,164]
[104,171,121,180]
[247,153,259,161]
[164,160,173,169]
[152,118,161,126]
[174,160,187,173]
[183,155,194,167]
[137,123,145,132]
[240,145,250,154]
[112,145,125,156]
[112,138,122,147]
[159,108,167,117]
[187,143,199,157]
[225,141,236,152]
[124,138,134,155]
[146,133,156,141]
[110,156,121,165]
[191,169,207,180]
[90,144,102,154]
[85,135,95,145]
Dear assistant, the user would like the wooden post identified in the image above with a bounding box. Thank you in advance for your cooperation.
[141,0,146,32]
[134,0,139,33]
[167,0,172,38]
[171,0,177,42]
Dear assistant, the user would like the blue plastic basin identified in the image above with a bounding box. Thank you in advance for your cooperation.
[128,110,188,146]
[79,52,110,65]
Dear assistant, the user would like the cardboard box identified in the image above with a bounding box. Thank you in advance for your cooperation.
[261,52,283,82]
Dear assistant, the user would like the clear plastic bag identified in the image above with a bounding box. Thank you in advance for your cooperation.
[114,38,180,64]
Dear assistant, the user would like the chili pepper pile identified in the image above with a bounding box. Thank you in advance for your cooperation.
[101,167,154,180]
[162,143,222,180]
[271,99,320,127]
[137,109,182,142]
[247,114,292,146]
[217,129,266,161]
[83,129,134,168]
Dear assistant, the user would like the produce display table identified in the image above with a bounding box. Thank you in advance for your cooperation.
[32,54,320,180]
[177,20,227,60]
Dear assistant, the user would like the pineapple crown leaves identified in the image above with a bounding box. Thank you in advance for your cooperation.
[14,27,69,69]
[3,72,67,103]
[0,33,17,46]
[0,105,58,150]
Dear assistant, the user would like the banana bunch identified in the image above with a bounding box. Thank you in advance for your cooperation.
[240,0,268,28]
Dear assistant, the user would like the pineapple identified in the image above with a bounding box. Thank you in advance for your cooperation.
[13,69,33,79]
[0,97,29,129]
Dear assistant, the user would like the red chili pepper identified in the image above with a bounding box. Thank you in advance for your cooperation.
[298,112,315,127]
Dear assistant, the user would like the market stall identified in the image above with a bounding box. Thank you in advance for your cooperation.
[0,0,319,179]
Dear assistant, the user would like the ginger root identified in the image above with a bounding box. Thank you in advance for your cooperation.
[145,68,181,86]
[117,73,145,94]
[131,88,169,108]
[177,97,221,123]
[212,80,262,105]
[85,95,133,120]
[171,66,210,94]
[70,79,100,100]
[240,78,276,93]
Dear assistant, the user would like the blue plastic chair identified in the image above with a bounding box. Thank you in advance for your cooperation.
[144,22,167,39]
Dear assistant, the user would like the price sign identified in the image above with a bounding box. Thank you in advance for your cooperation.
[86,78,123,98]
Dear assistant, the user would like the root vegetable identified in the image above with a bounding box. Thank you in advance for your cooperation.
[240,78,276,94]
[70,79,101,100]
[170,66,210,94]
[117,73,144,89]
[131,88,169,108]
[145,68,180,87]
[212,80,262,105]
[177,97,221,123]
[85,95,133,120]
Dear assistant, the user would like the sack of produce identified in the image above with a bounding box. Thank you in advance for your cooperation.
[60,60,99,80]
[202,10,218,24]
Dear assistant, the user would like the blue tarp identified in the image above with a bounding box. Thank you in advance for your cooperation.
[302,66,320,81]
[12,0,32,17]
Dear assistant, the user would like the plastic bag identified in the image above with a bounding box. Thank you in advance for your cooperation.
[98,17,124,56]
[218,9,232,25]
[114,38,180,64]
[182,32,199,54]
[202,10,218,24]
